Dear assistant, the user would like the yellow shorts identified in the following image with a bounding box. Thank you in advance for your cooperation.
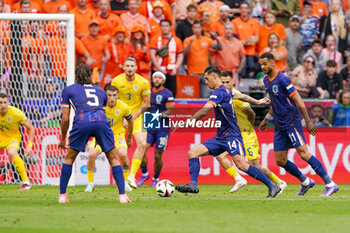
[90,133,127,154]
[0,138,20,151]
[133,115,145,135]
[242,131,260,161]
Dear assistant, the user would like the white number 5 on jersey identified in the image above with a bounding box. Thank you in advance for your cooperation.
[85,89,99,106]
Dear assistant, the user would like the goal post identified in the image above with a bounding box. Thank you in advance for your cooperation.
[0,13,75,185]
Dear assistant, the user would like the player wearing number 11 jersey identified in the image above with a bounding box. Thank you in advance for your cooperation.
[58,64,131,203]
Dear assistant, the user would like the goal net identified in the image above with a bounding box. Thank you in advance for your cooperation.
[0,13,74,185]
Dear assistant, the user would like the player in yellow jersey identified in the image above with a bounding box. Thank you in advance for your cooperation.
[0,93,35,190]
[217,71,287,193]
[85,85,134,192]
[111,57,151,188]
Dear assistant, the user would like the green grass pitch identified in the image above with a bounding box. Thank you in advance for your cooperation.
[0,184,349,233]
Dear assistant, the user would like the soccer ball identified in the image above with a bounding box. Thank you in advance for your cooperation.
[156,179,174,197]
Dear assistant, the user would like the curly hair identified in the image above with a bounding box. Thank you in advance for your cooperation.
[75,64,93,85]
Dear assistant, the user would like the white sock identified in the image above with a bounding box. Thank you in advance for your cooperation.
[302,178,310,186]
[326,181,335,187]
[234,174,244,182]
[142,172,149,177]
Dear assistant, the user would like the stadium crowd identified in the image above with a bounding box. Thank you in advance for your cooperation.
[0,0,350,126]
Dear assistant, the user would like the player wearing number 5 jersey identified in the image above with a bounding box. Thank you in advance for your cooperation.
[174,66,281,197]
[58,64,131,204]
[259,53,338,196]
[111,57,151,188]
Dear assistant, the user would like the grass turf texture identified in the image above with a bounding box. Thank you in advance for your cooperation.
[0,184,349,233]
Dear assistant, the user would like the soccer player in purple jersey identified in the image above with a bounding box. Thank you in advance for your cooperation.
[175,66,281,197]
[137,72,175,187]
[58,65,131,203]
[258,53,338,196]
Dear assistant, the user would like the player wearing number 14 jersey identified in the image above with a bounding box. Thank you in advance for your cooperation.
[111,57,151,188]
[58,65,130,203]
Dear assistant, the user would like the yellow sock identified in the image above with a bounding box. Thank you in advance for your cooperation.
[130,158,142,176]
[12,155,29,183]
[226,166,239,178]
[123,169,129,181]
[269,172,280,184]
[87,170,94,183]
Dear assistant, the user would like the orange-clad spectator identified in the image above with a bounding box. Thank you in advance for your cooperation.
[150,19,183,96]
[45,4,69,36]
[257,11,286,54]
[184,20,221,98]
[196,0,224,35]
[130,24,151,81]
[12,0,41,13]
[210,22,246,78]
[343,0,348,12]
[259,33,288,72]
[97,0,123,41]
[139,0,173,23]
[0,0,11,12]
[120,0,150,40]
[210,4,230,37]
[106,25,134,76]
[310,0,328,18]
[148,1,175,40]
[47,22,94,81]
[42,0,71,13]
[81,20,110,74]
[87,0,100,15]
[70,0,96,38]
[232,2,259,78]
[110,0,128,15]
[174,0,199,23]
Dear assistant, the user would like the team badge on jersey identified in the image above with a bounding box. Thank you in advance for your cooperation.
[272,85,279,95]
[6,116,12,123]
[133,84,139,91]
[115,109,120,116]
[156,95,163,104]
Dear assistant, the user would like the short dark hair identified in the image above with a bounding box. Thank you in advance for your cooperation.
[339,89,350,105]
[240,1,250,7]
[105,84,118,92]
[0,93,8,99]
[193,20,201,26]
[186,4,197,11]
[160,19,172,26]
[125,56,137,64]
[312,39,323,46]
[221,71,233,79]
[260,52,275,60]
[326,60,337,67]
[303,1,312,6]
[311,103,323,110]
[204,66,221,76]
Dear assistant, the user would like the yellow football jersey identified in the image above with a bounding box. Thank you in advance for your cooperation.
[106,100,132,134]
[111,73,151,114]
[0,106,27,141]
[232,88,254,132]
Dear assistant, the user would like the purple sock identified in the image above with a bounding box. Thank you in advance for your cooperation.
[282,160,307,182]
[112,165,125,194]
[189,158,200,186]
[140,165,148,174]
[60,164,72,194]
[308,155,332,184]
[247,165,276,189]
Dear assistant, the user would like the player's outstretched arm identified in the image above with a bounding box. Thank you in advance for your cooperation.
[162,103,175,118]
[23,119,35,156]
[133,95,151,119]
[259,107,273,131]
[59,107,70,149]
[291,91,317,136]
[126,117,134,147]
[234,92,271,105]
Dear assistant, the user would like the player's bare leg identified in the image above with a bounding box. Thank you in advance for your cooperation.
[128,132,147,188]
[105,148,131,203]
[59,148,80,203]
[249,159,287,193]
[118,146,132,191]
[274,150,315,196]
[175,144,209,193]
[85,147,100,192]
[231,155,281,198]
[8,147,31,190]
[137,144,151,186]
[151,149,164,187]
[216,152,247,193]
[296,144,338,196]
